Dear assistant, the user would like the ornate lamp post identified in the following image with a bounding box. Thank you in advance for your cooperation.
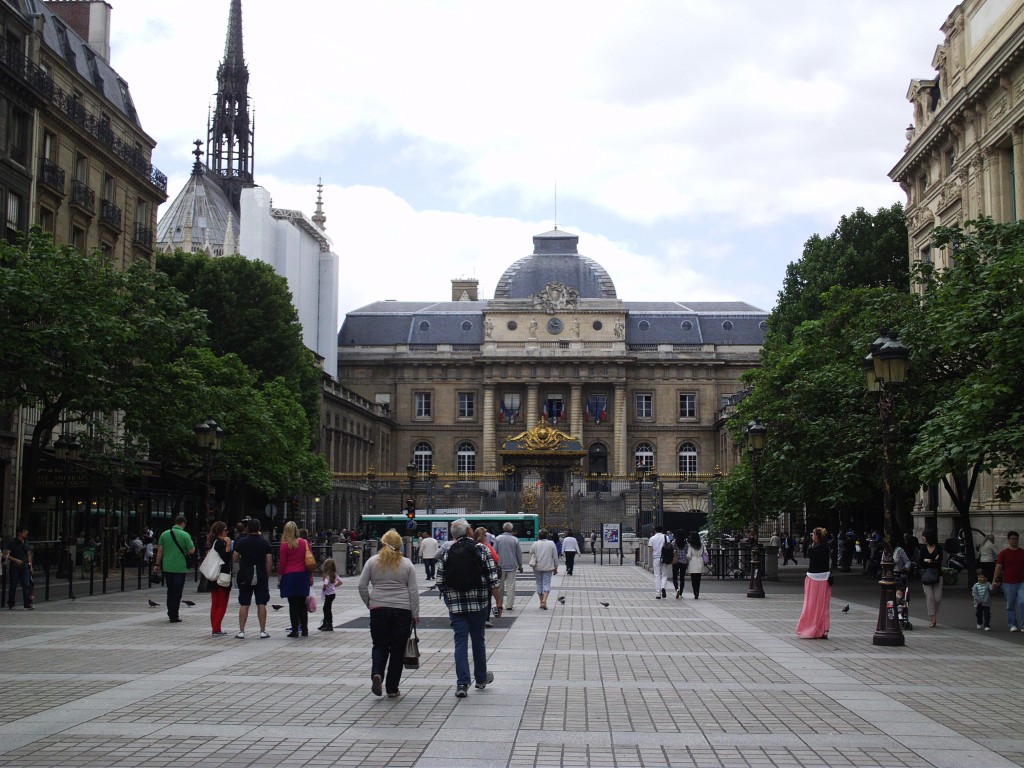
[406,461,418,516]
[746,418,767,598]
[427,468,438,512]
[366,467,376,516]
[634,463,648,534]
[194,419,225,530]
[864,330,909,646]
[54,433,82,539]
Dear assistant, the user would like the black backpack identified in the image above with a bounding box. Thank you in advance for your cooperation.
[444,538,483,590]
[660,537,675,564]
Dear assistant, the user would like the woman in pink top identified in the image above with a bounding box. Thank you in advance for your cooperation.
[278,521,314,637]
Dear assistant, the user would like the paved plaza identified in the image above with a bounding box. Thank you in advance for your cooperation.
[0,559,1022,768]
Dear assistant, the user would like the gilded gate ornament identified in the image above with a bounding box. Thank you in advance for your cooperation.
[505,421,578,451]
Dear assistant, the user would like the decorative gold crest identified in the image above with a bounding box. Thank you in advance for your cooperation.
[506,420,578,450]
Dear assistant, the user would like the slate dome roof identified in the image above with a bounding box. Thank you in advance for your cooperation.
[493,229,617,299]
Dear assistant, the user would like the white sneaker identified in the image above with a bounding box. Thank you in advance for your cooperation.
[259,630,271,639]
[985,627,991,631]
[1011,626,1020,632]
[977,624,983,629]
[235,631,245,639]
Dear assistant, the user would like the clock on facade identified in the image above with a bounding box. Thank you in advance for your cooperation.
[546,317,563,335]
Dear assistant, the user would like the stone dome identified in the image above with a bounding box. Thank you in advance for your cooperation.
[493,229,617,299]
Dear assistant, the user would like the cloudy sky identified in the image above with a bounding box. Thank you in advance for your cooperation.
[110,1,949,320]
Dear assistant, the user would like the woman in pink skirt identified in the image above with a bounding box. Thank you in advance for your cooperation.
[796,527,832,639]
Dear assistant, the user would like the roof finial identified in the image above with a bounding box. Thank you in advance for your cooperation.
[312,178,326,230]
[191,139,204,175]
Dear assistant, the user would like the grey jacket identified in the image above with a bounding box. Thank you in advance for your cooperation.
[494,532,522,571]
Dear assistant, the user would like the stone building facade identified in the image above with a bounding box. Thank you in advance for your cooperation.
[889,0,1024,537]
[0,0,167,537]
[337,229,766,533]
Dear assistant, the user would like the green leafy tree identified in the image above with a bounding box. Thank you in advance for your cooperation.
[156,251,321,434]
[0,231,208,522]
[772,204,909,341]
[904,217,1024,574]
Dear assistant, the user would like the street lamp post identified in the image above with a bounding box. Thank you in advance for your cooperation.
[54,432,82,586]
[746,418,767,598]
[194,419,225,532]
[634,464,647,534]
[366,468,376,516]
[427,468,438,512]
[406,460,418,513]
[864,330,909,647]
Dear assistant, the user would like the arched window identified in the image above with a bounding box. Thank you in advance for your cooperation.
[413,442,433,472]
[456,442,476,474]
[678,442,698,476]
[634,442,655,470]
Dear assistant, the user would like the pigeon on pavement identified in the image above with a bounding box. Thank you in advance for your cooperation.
[841,605,850,613]
[182,600,196,607]
[147,599,159,607]
[271,604,284,611]
[557,596,566,604]
[600,602,610,607]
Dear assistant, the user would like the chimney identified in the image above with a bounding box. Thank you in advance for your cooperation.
[44,1,112,63]
[451,278,479,302]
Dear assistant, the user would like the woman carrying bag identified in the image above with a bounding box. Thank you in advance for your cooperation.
[918,531,944,628]
[358,529,419,698]
[278,521,315,637]
[207,521,233,635]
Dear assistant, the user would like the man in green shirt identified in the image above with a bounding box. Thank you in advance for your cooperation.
[153,516,195,622]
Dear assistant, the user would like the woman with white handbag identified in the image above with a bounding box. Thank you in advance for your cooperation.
[206,521,233,636]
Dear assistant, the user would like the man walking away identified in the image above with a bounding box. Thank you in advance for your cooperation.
[562,529,581,575]
[650,525,671,599]
[3,527,33,609]
[420,532,439,581]
[233,517,273,639]
[494,523,522,610]
[153,516,195,622]
[436,518,501,698]
[993,531,1024,632]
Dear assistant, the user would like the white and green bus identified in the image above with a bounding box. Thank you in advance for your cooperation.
[360,512,540,543]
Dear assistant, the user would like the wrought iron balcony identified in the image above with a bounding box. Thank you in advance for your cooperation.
[99,199,121,231]
[0,36,167,194]
[133,222,153,250]
[70,180,95,213]
[38,157,65,194]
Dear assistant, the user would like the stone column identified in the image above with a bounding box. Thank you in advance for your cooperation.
[526,384,539,428]
[1013,127,1024,221]
[613,383,628,475]
[483,385,496,472]
[570,384,583,442]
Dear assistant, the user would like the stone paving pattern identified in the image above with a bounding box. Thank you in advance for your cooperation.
[0,561,1022,767]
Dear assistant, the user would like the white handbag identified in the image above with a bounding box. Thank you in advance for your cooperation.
[216,572,232,588]
[199,548,223,581]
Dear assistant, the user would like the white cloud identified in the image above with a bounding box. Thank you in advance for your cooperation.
[111,0,949,320]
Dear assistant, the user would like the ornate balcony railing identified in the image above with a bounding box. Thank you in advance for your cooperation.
[70,179,95,213]
[0,36,167,194]
[99,199,121,230]
[38,157,65,194]
[133,222,153,250]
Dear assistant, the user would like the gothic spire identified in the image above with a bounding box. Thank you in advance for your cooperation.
[312,179,327,230]
[207,0,254,212]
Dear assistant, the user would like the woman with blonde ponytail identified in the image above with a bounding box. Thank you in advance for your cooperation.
[357,529,420,698]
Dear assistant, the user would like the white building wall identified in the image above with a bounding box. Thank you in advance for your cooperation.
[239,187,339,376]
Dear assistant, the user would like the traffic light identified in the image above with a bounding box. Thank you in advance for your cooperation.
[405,498,416,519]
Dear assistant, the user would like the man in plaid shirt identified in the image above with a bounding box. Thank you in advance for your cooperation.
[436,518,502,698]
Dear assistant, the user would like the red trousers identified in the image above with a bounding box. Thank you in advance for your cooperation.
[210,584,230,632]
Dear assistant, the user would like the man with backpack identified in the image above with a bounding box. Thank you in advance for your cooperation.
[436,518,501,699]
[651,525,673,599]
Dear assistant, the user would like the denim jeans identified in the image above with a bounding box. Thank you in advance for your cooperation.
[423,558,436,580]
[370,607,413,693]
[1004,581,1023,629]
[6,564,32,608]
[164,572,186,620]
[450,607,488,686]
